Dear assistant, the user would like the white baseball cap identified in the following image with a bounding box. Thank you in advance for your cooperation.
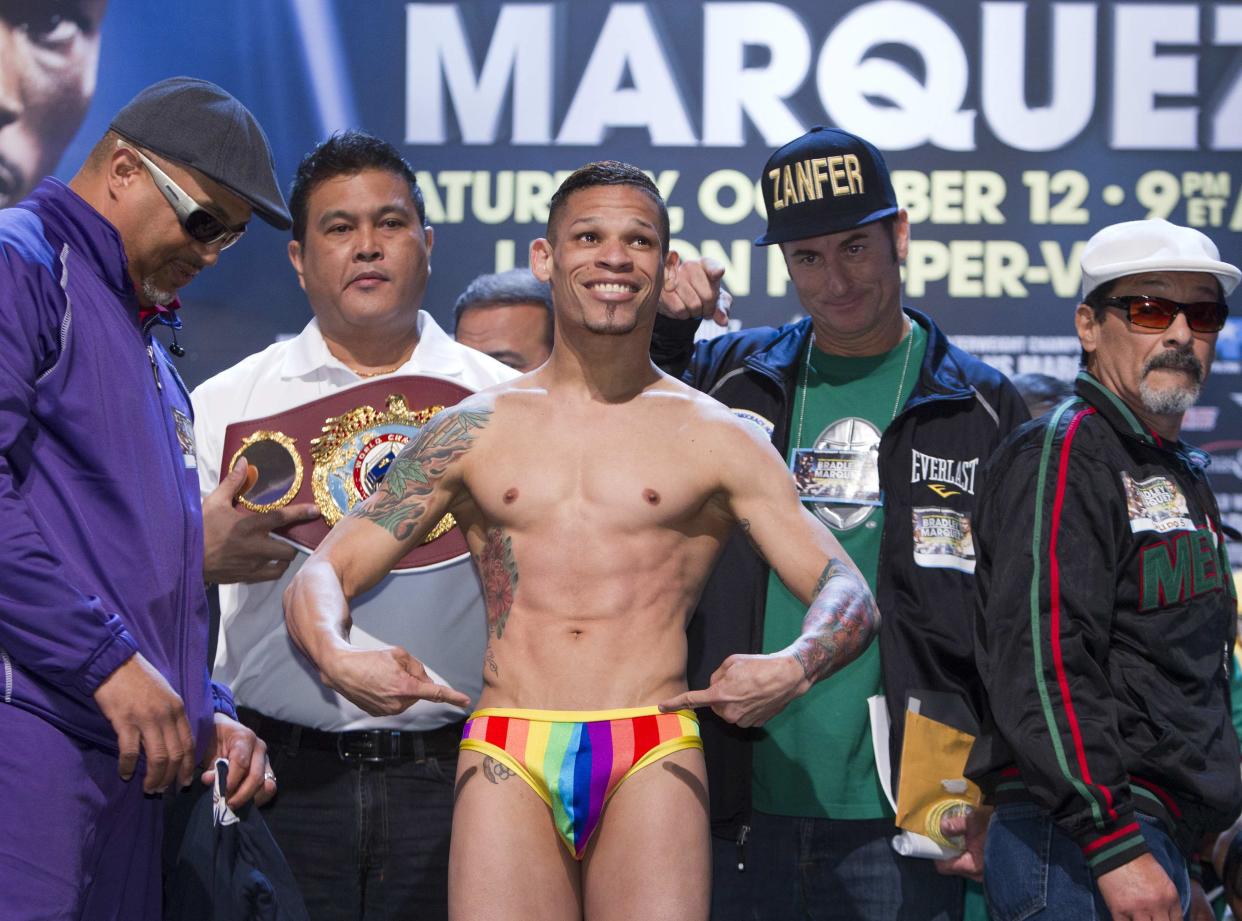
[1079,219,1240,299]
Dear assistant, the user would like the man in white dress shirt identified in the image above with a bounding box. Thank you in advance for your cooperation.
[192,131,518,920]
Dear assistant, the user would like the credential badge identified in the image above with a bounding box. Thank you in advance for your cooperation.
[1121,471,1195,535]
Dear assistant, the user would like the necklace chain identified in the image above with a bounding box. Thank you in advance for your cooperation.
[793,322,915,451]
[354,364,403,378]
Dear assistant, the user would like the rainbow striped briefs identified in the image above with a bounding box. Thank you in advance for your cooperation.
[460,706,702,860]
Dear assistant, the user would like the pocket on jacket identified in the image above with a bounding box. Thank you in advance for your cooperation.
[983,802,1051,921]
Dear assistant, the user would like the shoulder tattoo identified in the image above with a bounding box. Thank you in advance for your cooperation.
[348,407,492,540]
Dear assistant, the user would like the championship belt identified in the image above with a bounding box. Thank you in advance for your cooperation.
[219,375,475,571]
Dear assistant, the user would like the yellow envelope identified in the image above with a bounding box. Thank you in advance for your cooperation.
[895,709,982,847]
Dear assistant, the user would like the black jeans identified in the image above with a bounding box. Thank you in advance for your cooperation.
[711,811,964,921]
[262,735,457,921]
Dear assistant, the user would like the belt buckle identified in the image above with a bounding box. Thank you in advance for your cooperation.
[336,730,403,763]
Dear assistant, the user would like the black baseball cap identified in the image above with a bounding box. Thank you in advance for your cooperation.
[110,77,291,230]
[755,126,898,246]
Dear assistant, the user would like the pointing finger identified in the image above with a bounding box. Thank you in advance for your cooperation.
[415,679,471,709]
[659,686,730,712]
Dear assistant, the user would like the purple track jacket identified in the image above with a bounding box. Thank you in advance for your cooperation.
[0,178,232,762]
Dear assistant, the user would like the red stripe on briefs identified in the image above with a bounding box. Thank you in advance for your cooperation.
[1048,407,1116,819]
[1081,822,1141,856]
[484,715,509,748]
[632,714,659,758]
[1000,767,1021,778]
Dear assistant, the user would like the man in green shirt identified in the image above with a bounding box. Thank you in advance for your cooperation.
[653,127,1027,920]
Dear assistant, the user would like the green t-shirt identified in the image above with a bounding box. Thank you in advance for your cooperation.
[753,320,928,819]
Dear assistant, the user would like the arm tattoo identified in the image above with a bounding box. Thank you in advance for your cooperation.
[480,527,519,639]
[791,557,879,684]
[348,407,491,541]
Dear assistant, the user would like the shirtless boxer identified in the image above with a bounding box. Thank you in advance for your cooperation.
[284,161,878,921]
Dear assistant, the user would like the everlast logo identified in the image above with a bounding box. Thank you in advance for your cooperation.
[768,155,863,210]
[1139,527,1227,611]
[910,449,978,495]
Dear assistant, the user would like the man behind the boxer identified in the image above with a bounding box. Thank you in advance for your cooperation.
[284,161,880,921]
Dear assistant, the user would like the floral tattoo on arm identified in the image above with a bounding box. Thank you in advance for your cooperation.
[349,407,492,541]
[480,527,518,639]
[791,557,879,683]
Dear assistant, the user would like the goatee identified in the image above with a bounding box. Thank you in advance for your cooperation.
[1138,347,1204,416]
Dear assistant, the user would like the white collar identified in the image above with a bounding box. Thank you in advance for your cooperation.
[279,312,466,380]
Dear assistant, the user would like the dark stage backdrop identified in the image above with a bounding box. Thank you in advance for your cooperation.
[57,0,1242,555]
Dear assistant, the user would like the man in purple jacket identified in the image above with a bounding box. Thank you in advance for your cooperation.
[0,77,289,919]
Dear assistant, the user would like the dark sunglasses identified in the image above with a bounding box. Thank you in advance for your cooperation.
[1101,294,1229,333]
[119,142,246,250]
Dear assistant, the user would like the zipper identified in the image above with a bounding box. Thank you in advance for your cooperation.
[0,647,13,703]
[735,823,750,871]
[141,323,194,711]
[142,314,163,391]
[146,344,163,391]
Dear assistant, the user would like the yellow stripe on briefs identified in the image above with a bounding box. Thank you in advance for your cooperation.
[525,715,551,779]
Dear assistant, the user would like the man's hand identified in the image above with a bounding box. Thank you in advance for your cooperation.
[320,646,471,717]
[202,458,320,584]
[659,256,731,325]
[200,712,275,809]
[658,652,806,727]
[1095,852,1182,921]
[934,805,991,882]
[93,653,195,793]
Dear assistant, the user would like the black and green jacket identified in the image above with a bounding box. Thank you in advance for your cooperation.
[970,371,1242,876]
[653,308,1027,842]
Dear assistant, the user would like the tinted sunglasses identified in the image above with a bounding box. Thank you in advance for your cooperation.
[119,142,246,250]
[1101,294,1229,333]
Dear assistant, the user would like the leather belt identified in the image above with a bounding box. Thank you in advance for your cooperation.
[238,707,464,764]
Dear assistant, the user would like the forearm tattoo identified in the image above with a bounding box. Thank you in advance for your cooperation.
[480,527,519,639]
[791,557,879,683]
[348,408,491,541]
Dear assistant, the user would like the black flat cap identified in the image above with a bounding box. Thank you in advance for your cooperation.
[110,76,291,230]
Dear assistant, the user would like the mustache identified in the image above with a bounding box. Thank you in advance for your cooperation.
[1142,348,1204,383]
